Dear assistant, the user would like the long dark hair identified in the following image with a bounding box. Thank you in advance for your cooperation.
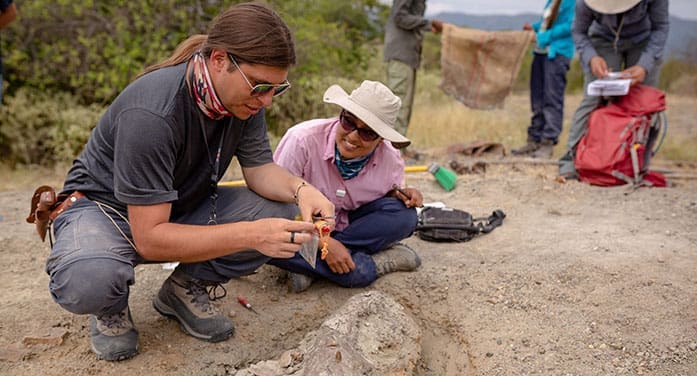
[139,2,295,77]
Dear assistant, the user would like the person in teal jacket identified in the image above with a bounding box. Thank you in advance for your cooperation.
[512,0,575,159]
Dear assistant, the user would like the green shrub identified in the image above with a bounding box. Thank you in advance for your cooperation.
[2,0,387,138]
[0,88,104,166]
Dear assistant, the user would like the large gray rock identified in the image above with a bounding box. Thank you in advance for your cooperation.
[236,290,422,376]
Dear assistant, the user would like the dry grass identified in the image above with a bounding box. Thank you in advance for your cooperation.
[0,164,68,192]
[408,70,697,161]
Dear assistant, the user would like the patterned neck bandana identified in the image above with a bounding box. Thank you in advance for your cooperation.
[334,145,375,180]
[186,51,233,120]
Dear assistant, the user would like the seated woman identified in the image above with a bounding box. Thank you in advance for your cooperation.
[270,80,424,292]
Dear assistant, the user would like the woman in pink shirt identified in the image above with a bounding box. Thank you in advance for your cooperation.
[271,80,424,292]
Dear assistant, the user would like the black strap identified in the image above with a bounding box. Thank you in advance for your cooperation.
[477,210,506,233]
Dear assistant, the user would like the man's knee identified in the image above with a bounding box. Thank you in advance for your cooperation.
[49,257,134,315]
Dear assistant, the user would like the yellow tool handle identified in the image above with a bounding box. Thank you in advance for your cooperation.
[404,165,429,173]
[219,165,432,187]
[218,180,247,187]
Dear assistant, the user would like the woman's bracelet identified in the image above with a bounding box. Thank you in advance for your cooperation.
[293,181,308,205]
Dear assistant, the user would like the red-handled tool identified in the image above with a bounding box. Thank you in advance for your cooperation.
[237,296,258,314]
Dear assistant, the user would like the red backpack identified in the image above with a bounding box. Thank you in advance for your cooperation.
[574,85,667,187]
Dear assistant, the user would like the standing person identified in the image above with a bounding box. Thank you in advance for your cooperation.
[271,80,424,293]
[512,0,576,159]
[0,0,17,106]
[39,3,334,361]
[383,0,443,158]
[558,0,668,179]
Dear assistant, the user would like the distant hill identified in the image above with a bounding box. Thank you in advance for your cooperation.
[433,12,697,59]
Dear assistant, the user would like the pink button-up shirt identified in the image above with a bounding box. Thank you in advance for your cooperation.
[274,118,405,231]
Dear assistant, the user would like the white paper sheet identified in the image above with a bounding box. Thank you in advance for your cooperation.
[587,78,631,96]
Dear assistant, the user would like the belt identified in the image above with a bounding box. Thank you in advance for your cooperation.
[49,191,86,221]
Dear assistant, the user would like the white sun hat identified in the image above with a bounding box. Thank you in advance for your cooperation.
[585,0,642,14]
[323,80,411,149]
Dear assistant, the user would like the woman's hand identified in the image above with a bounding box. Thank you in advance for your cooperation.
[324,237,355,274]
[392,186,423,208]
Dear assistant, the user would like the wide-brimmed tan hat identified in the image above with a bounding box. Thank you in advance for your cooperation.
[585,0,641,14]
[323,80,411,149]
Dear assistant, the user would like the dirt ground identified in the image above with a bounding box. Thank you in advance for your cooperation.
[1,152,696,375]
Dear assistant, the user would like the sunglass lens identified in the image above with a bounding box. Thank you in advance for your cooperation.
[273,83,291,97]
[251,85,274,96]
[340,113,378,142]
[358,129,379,142]
[340,114,356,132]
[250,82,291,97]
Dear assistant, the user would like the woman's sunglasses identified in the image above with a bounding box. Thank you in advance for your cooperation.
[339,110,380,142]
[227,53,291,97]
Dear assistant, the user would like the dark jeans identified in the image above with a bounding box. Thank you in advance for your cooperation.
[527,52,570,144]
[269,197,417,288]
[45,187,297,316]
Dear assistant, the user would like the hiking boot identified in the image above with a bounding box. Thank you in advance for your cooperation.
[153,269,235,342]
[289,272,314,293]
[90,307,139,361]
[372,243,422,277]
[511,140,540,156]
[531,139,554,159]
[558,170,578,181]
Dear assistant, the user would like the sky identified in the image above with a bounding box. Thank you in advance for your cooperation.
[422,0,697,21]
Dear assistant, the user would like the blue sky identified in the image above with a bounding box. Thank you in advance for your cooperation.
[422,0,697,21]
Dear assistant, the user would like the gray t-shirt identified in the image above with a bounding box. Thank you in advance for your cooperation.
[383,0,432,69]
[62,62,273,218]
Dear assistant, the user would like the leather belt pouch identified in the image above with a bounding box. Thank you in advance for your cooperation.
[27,185,56,242]
[27,187,85,242]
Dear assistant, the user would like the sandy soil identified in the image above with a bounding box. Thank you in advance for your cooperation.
[1,152,696,375]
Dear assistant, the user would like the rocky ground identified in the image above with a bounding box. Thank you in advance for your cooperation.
[1,155,696,375]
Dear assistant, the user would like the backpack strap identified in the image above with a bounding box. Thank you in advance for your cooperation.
[473,210,506,233]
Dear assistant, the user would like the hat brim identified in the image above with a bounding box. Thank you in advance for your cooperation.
[585,0,641,14]
[323,85,411,149]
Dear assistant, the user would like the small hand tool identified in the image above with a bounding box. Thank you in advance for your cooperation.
[392,184,412,199]
[237,296,258,314]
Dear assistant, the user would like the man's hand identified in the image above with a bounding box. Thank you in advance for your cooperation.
[621,65,648,86]
[296,183,335,230]
[324,237,355,274]
[590,56,610,79]
[431,19,444,34]
[251,218,317,259]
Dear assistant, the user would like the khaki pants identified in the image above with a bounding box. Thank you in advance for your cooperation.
[386,59,416,137]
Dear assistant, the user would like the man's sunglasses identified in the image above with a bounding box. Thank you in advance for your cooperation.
[227,53,291,97]
[339,110,380,142]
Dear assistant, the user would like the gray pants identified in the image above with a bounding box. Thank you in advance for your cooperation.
[386,59,416,137]
[46,187,297,317]
[558,37,662,176]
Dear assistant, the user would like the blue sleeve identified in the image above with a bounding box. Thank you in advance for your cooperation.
[546,0,574,42]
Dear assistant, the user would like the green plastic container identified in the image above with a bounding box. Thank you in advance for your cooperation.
[428,163,457,191]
